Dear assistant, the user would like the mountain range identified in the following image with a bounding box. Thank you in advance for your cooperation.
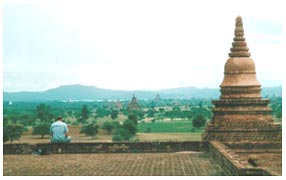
[3,84,282,102]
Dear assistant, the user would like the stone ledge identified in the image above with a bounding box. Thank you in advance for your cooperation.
[209,141,278,176]
[3,141,209,155]
[224,141,282,150]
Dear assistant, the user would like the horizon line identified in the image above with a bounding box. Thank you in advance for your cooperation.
[3,83,282,93]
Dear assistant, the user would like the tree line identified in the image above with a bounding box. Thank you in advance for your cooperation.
[3,96,282,142]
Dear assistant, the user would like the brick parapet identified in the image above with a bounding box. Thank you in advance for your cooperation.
[3,141,209,155]
[209,141,276,176]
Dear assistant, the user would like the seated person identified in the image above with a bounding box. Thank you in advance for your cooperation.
[50,116,71,143]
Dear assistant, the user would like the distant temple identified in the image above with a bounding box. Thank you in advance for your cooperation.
[203,16,282,142]
[127,94,141,113]
[154,94,162,101]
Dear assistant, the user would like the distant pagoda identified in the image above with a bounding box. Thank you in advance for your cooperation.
[154,94,162,101]
[127,94,141,113]
[202,16,282,142]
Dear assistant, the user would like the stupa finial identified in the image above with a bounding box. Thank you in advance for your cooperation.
[228,16,251,57]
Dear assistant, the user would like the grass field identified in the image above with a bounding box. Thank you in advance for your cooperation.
[136,132,202,141]
[138,120,204,133]
[7,124,202,144]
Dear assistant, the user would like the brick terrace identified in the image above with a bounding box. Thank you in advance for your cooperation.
[237,152,281,175]
[226,142,282,175]
[231,149,282,175]
[3,152,225,176]
[209,141,282,176]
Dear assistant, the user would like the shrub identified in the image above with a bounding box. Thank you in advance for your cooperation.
[192,114,207,129]
[112,134,125,141]
[123,120,137,135]
[77,117,86,124]
[111,118,138,142]
[81,105,89,121]
[128,114,138,124]
[32,122,50,138]
[80,123,99,139]
[36,104,53,122]
[3,127,9,142]
[147,109,155,117]
[4,123,26,143]
[112,128,132,141]
[110,109,119,120]
[102,121,117,134]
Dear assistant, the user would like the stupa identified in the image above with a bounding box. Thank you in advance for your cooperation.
[202,16,282,142]
[127,94,141,113]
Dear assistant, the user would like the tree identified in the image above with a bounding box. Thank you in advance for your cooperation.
[36,104,53,122]
[3,117,9,142]
[276,104,282,118]
[4,124,26,143]
[110,109,119,120]
[111,118,137,142]
[199,101,203,108]
[102,121,118,134]
[191,107,212,120]
[159,108,165,113]
[8,115,19,124]
[67,110,74,118]
[136,110,145,120]
[80,105,89,123]
[186,111,192,120]
[192,114,207,129]
[3,128,9,143]
[20,113,35,126]
[32,122,50,138]
[147,109,155,117]
[96,106,110,118]
[127,114,138,125]
[112,128,132,141]
[123,120,137,135]
[80,123,99,139]
[270,97,282,119]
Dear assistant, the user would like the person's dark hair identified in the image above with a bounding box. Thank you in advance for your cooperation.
[57,116,63,121]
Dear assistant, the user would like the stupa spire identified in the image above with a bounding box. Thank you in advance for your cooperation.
[202,16,282,144]
[228,16,250,57]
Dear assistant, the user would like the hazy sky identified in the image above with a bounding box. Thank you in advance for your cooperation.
[2,0,284,92]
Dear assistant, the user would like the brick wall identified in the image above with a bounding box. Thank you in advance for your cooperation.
[209,141,274,176]
[3,141,208,155]
[224,142,282,150]
[209,141,239,175]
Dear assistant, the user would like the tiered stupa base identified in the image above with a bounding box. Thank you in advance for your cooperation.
[203,98,282,142]
[203,124,282,142]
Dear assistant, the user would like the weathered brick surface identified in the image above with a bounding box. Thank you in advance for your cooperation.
[204,131,282,142]
[3,141,208,154]
[209,141,281,176]
[224,141,282,150]
[3,152,225,176]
